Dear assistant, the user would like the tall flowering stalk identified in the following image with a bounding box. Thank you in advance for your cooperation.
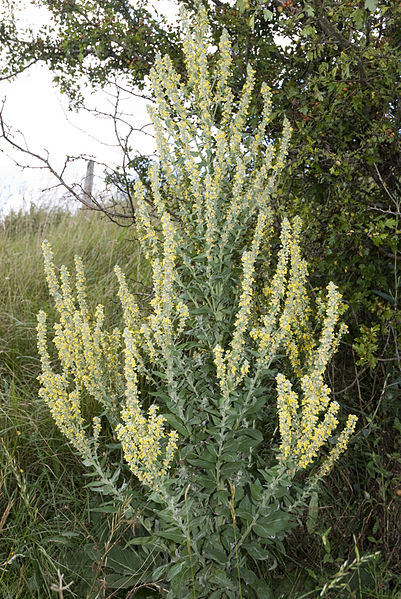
[37,242,178,491]
[37,5,357,597]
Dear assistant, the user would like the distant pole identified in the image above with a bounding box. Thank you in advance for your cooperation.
[83,159,94,201]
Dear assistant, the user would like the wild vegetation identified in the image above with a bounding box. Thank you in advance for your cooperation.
[0,0,400,598]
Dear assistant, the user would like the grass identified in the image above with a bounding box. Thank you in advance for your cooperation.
[0,203,151,598]
[0,203,148,384]
[1,204,400,598]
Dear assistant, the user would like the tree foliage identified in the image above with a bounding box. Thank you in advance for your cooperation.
[0,0,182,104]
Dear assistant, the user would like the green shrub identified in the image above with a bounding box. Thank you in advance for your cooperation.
[36,7,357,597]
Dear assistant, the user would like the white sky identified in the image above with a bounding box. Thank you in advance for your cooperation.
[0,0,288,213]
[0,0,178,213]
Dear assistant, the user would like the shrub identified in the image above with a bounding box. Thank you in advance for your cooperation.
[36,7,357,597]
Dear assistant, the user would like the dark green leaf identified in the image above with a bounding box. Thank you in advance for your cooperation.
[245,543,270,560]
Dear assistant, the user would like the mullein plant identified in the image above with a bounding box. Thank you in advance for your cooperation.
[37,5,357,597]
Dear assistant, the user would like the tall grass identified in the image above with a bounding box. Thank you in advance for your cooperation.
[0,204,147,385]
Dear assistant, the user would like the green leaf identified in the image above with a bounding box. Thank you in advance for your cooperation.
[235,0,246,13]
[220,450,237,463]
[203,541,228,564]
[235,429,264,452]
[126,536,155,547]
[352,8,364,29]
[253,511,293,539]
[90,503,120,513]
[157,529,186,543]
[152,564,169,581]
[245,543,270,560]
[364,0,378,11]
[45,532,80,546]
[236,509,254,524]
[83,544,100,561]
[199,474,217,490]
[250,482,263,502]
[163,413,189,437]
[107,546,143,575]
[220,462,241,478]
[166,560,186,581]
[306,492,319,534]
[209,570,236,590]
[253,524,273,539]
[237,429,264,442]
[105,573,141,589]
[187,456,215,468]
[244,396,268,415]
[239,567,258,584]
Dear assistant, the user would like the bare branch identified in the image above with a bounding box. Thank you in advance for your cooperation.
[0,100,137,225]
[0,59,39,82]
[373,163,398,205]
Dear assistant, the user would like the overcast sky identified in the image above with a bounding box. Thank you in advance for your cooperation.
[0,0,178,213]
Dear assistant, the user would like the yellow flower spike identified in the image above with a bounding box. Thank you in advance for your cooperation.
[181,5,213,143]
[255,219,292,364]
[59,265,75,319]
[92,416,102,443]
[149,162,168,217]
[226,65,255,168]
[276,374,299,460]
[37,310,51,372]
[38,365,94,463]
[176,301,189,335]
[214,28,233,108]
[226,209,272,384]
[250,83,273,159]
[41,240,62,308]
[297,400,340,468]
[214,345,227,391]
[116,397,177,490]
[133,179,160,262]
[318,415,358,477]
[38,243,124,423]
[220,157,246,248]
[149,55,203,216]
[37,6,358,504]
[278,217,314,376]
[115,265,141,330]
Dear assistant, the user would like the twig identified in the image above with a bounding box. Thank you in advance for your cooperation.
[0,101,136,225]
[50,569,74,599]
[373,163,398,205]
